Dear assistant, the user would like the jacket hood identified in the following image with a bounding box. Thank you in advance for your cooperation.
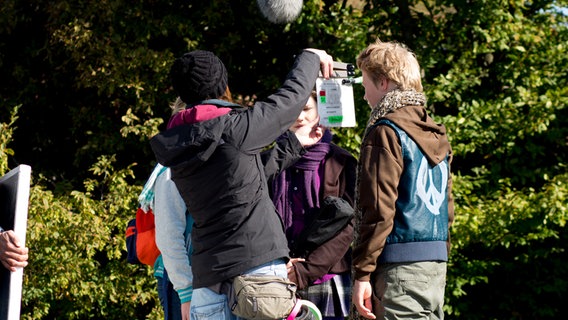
[385,105,451,166]
[155,100,245,170]
[151,116,226,172]
[167,99,242,128]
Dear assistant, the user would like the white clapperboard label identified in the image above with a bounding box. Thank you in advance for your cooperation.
[316,61,358,128]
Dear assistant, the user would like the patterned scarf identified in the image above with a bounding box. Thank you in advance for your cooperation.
[363,89,427,138]
[138,164,168,212]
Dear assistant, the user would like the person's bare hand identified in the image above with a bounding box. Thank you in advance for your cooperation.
[292,115,324,147]
[0,230,29,271]
[304,48,334,79]
[286,258,305,285]
[352,279,376,319]
[181,301,190,320]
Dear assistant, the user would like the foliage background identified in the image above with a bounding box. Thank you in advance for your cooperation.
[1,0,567,319]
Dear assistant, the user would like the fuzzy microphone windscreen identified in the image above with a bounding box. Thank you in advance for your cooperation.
[257,0,304,24]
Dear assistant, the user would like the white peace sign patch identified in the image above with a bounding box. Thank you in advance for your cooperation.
[416,158,448,215]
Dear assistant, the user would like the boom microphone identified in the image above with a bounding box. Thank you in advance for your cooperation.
[257,0,304,24]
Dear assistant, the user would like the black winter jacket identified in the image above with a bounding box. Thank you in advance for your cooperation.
[150,51,322,288]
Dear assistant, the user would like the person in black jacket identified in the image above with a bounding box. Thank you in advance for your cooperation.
[151,48,333,318]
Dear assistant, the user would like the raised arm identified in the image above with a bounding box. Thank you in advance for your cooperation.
[234,49,333,152]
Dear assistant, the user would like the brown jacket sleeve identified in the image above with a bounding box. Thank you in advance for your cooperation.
[293,222,353,289]
[352,125,403,281]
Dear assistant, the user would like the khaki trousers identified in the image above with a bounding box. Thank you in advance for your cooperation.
[371,261,447,320]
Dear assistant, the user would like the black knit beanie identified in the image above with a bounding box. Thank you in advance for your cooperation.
[170,50,228,105]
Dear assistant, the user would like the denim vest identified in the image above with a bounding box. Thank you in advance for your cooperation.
[376,120,450,263]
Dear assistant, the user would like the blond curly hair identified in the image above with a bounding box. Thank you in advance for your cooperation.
[356,39,423,92]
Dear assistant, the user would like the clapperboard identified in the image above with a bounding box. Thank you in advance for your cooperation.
[316,61,359,127]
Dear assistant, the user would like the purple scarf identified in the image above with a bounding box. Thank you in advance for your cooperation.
[272,130,332,231]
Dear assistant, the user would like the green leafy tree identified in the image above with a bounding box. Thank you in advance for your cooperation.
[22,156,163,319]
[0,106,20,175]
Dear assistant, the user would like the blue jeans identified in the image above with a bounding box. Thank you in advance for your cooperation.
[190,259,287,320]
[157,270,182,320]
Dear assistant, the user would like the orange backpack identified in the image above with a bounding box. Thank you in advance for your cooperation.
[125,207,161,266]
